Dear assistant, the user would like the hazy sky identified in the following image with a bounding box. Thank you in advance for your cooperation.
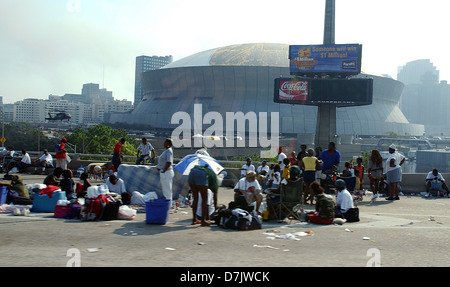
[1,0,449,104]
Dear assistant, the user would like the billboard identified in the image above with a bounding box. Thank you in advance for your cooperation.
[289,44,362,75]
[274,77,373,107]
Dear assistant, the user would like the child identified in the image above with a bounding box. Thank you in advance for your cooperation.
[60,169,76,200]
[76,172,91,198]
[354,157,364,191]
[282,158,291,180]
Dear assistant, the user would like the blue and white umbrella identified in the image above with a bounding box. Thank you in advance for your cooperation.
[174,154,224,176]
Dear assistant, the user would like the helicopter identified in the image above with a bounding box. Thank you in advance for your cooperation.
[45,110,72,122]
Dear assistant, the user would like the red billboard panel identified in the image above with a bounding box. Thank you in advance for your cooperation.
[277,79,308,103]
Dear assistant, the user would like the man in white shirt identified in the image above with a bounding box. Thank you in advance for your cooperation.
[426,169,450,197]
[34,149,53,174]
[278,146,287,170]
[17,149,32,173]
[240,157,255,177]
[334,179,354,217]
[256,160,270,186]
[234,171,263,214]
[136,138,155,165]
[105,174,127,196]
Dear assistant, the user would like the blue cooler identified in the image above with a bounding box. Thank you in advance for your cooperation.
[0,186,8,205]
[31,191,67,213]
[146,199,171,225]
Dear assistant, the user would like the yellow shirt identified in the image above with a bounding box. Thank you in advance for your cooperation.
[282,165,290,179]
[302,156,317,171]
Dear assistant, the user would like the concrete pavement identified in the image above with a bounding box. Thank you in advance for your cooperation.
[0,174,449,268]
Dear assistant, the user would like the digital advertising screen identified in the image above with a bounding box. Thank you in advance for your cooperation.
[289,44,362,75]
[274,77,373,107]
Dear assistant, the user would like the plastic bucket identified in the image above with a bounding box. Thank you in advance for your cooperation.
[146,199,171,225]
[0,186,8,205]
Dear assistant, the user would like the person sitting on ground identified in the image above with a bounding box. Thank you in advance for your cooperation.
[60,169,76,200]
[43,167,64,187]
[76,172,91,198]
[106,174,128,196]
[334,179,355,219]
[240,157,255,177]
[306,181,335,225]
[234,171,263,214]
[425,169,450,197]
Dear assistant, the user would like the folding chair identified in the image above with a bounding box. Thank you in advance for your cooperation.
[273,178,303,222]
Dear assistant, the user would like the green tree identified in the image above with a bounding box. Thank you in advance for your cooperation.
[65,124,137,156]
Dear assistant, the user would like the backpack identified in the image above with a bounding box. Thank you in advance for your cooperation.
[344,207,360,222]
[55,143,62,153]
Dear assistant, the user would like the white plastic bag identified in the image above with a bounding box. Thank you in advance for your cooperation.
[118,205,137,220]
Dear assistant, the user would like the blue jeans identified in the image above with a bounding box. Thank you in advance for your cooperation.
[136,154,150,165]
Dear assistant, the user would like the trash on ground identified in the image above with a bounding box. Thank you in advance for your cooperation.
[165,247,176,251]
[253,245,279,250]
[363,237,371,240]
[87,248,99,253]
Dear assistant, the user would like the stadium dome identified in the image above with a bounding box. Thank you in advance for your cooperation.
[109,43,424,138]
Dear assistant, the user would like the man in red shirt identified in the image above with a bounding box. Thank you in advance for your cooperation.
[55,138,68,170]
[112,138,126,171]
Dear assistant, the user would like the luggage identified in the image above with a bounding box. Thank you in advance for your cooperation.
[54,205,72,219]
[344,208,360,222]
[81,194,119,221]
[81,196,104,221]
[67,203,82,220]
[100,200,120,221]
[31,191,67,213]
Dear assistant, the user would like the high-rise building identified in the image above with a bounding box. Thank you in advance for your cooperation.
[397,59,439,85]
[398,60,450,135]
[134,55,173,107]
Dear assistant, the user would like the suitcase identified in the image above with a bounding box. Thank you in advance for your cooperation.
[100,201,120,221]
[54,205,72,219]
[66,203,82,220]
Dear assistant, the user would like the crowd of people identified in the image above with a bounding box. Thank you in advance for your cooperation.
[2,135,449,227]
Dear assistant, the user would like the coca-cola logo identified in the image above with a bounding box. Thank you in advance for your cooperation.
[279,80,308,101]
[280,81,308,92]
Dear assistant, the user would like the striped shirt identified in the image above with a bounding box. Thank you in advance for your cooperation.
[137,142,154,156]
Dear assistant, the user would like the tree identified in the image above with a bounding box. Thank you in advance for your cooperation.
[65,125,137,156]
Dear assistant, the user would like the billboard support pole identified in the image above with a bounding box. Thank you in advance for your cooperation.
[315,0,337,148]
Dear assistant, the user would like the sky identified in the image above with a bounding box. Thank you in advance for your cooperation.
[1,0,449,104]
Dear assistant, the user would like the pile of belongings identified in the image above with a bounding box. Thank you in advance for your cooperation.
[214,196,262,231]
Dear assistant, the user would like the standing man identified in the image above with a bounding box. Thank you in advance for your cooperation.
[136,138,155,165]
[385,144,405,201]
[156,138,174,206]
[112,138,126,172]
[277,146,287,170]
[318,142,340,176]
[55,138,69,170]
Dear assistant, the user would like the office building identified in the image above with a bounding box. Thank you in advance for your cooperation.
[134,55,173,107]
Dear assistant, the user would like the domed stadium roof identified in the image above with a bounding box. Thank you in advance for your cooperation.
[163,43,290,69]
